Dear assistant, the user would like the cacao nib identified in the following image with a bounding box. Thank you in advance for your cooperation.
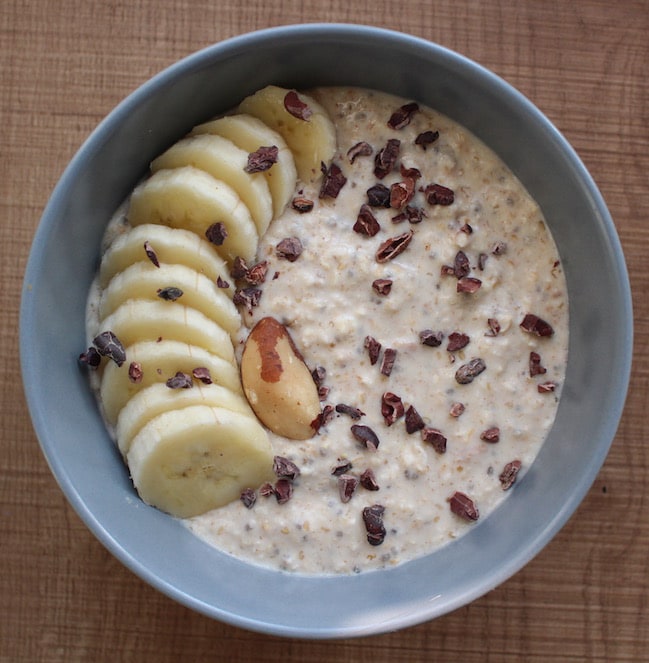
[421,427,447,453]
[291,197,314,213]
[380,347,397,376]
[372,278,393,296]
[455,358,486,384]
[318,385,330,401]
[364,335,382,365]
[392,205,426,224]
[388,102,419,129]
[381,392,404,426]
[390,181,413,209]
[376,230,414,263]
[338,474,359,503]
[374,139,400,179]
[284,90,312,120]
[520,313,554,337]
[332,459,353,476]
[351,424,380,451]
[360,468,380,491]
[457,277,482,294]
[216,275,230,289]
[454,250,471,278]
[128,361,143,383]
[366,183,391,208]
[166,371,193,389]
[335,403,365,420]
[538,381,557,393]
[78,346,101,369]
[347,141,373,163]
[449,491,479,521]
[449,402,465,418]
[92,331,126,367]
[259,482,275,498]
[274,478,293,504]
[240,488,257,509]
[143,241,160,268]
[192,366,212,384]
[273,455,301,480]
[233,287,262,314]
[404,405,425,434]
[478,253,488,271]
[353,204,381,236]
[419,329,444,347]
[245,145,278,173]
[492,241,508,255]
[415,130,440,149]
[362,504,386,546]
[311,404,335,432]
[440,264,456,277]
[499,460,522,490]
[480,427,500,443]
[529,351,547,377]
[485,318,501,337]
[205,222,228,246]
[230,256,249,280]
[319,161,347,199]
[157,286,183,301]
[245,260,269,285]
[460,223,473,235]
[311,365,326,386]
[276,236,303,262]
[424,183,454,206]
[447,332,470,352]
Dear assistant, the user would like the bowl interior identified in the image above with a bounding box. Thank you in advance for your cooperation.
[20,24,632,638]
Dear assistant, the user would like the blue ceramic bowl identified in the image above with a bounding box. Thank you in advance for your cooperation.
[20,24,632,638]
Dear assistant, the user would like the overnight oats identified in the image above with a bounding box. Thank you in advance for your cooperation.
[82,85,568,575]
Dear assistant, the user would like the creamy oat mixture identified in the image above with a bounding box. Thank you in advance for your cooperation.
[185,87,569,575]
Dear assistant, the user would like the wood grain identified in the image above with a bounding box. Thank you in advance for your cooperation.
[2,0,648,660]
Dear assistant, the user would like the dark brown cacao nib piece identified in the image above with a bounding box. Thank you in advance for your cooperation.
[449,402,465,418]
[347,141,373,163]
[92,331,126,367]
[529,351,547,377]
[480,427,500,443]
[143,241,160,267]
[380,348,397,376]
[335,403,365,420]
[374,138,400,179]
[392,205,426,224]
[457,277,482,294]
[205,222,228,246]
[311,404,335,433]
[404,405,425,434]
[419,329,444,347]
[216,275,230,289]
[259,482,275,498]
[499,460,522,490]
[372,279,393,296]
[291,197,314,213]
[424,183,454,205]
[375,230,414,263]
[353,204,381,236]
[421,427,447,453]
[360,468,380,491]
[230,256,249,280]
[166,371,193,389]
[538,381,557,393]
[447,332,470,352]
[311,365,326,386]
[240,488,257,509]
[455,358,486,384]
[415,130,440,149]
[351,424,380,451]
[478,252,488,270]
[276,236,303,262]
[283,90,312,120]
[128,361,143,383]
[274,478,293,504]
[492,241,508,255]
[486,318,501,337]
[362,504,386,546]
[233,287,262,314]
[388,102,419,129]
[273,455,301,480]
[244,260,269,285]
[78,346,101,369]
[454,250,471,278]
[319,162,347,199]
[381,392,404,426]
[332,459,353,476]
[449,491,479,521]
[366,183,391,208]
[192,366,212,384]
[157,286,183,301]
[520,313,554,337]
[245,145,278,173]
[338,474,359,503]
[364,335,382,365]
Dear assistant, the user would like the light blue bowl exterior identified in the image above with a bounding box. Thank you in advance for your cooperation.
[20,24,632,638]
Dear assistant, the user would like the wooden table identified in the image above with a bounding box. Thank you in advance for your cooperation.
[3,1,647,660]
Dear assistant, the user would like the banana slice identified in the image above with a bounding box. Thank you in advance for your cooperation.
[127,166,258,264]
[191,114,298,218]
[237,85,337,184]
[98,224,232,294]
[115,382,253,457]
[99,339,243,425]
[98,262,240,338]
[151,135,273,236]
[127,405,274,518]
[95,299,236,366]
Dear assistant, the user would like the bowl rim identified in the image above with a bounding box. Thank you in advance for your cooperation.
[20,22,633,638]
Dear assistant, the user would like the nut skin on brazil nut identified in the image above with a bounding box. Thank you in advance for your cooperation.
[240,316,321,440]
